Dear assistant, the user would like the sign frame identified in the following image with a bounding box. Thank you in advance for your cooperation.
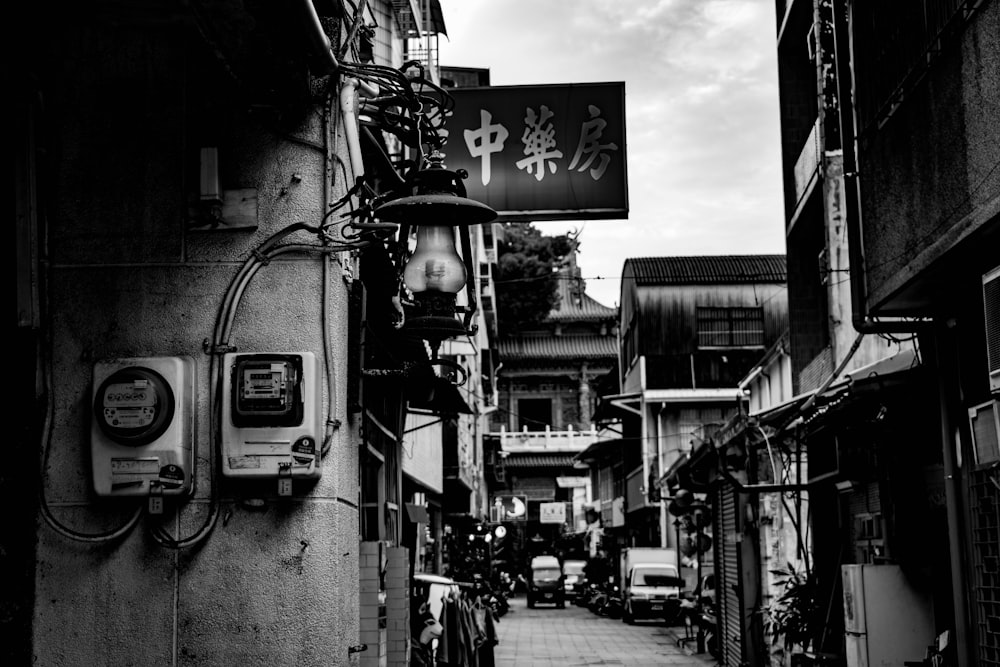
[442,82,628,222]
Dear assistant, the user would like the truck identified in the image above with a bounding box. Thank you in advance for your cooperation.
[619,547,684,624]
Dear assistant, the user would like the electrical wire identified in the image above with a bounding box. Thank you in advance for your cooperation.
[37,336,144,543]
[756,423,781,487]
[321,84,343,457]
[36,199,143,543]
[148,203,388,548]
[337,0,370,61]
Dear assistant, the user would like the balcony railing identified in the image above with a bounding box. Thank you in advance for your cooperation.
[493,425,600,453]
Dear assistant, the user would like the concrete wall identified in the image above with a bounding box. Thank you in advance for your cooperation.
[858,1,999,309]
[32,18,363,666]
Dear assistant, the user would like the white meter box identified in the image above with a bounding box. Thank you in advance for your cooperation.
[222,352,322,479]
[91,356,196,497]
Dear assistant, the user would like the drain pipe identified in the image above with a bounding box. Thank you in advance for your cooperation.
[934,320,973,667]
[299,0,339,75]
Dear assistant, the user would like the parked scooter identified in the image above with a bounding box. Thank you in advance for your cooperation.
[587,581,622,617]
[603,585,623,619]
[575,581,598,607]
[587,582,607,614]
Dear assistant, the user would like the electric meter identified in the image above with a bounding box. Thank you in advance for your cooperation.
[221,352,322,482]
[90,356,196,497]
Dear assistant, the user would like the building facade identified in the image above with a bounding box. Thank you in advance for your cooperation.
[583,255,788,599]
[486,250,617,569]
[666,2,998,666]
[12,1,497,665]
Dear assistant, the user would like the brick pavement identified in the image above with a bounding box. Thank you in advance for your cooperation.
[490,594,719,667]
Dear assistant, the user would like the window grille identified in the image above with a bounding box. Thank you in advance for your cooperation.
[697,306,764,348]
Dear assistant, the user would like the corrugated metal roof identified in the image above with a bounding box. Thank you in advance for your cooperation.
[625,255,786,286]
[504,453,577,468]
[499,335,616,361]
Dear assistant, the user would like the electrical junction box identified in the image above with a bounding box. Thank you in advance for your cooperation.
[91,356,196,497]
[221,352,322,480]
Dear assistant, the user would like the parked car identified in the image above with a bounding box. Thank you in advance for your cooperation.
[563,559,587,599]
[527,555,565,608]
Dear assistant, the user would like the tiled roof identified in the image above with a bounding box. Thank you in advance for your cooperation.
[499,335,616,361]
[503,453,578,468]
[547,277,616,322]
[625,255,786,286]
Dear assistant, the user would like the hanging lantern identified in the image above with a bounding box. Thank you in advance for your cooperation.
[374,151,497,354]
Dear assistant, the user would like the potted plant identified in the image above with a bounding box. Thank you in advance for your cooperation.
[760,562,822,666]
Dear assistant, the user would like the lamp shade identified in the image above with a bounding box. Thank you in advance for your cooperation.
[402,226,467,294]
[372,152,498,350]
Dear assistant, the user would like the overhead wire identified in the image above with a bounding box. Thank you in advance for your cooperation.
[148,178,392,548]
[35,144,143,543]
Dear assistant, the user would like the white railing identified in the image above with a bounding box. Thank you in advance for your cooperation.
[493,425,600,453]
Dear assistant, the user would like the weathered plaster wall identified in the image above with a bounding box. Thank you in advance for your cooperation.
[33,22,361,667]
[860,0,999,309]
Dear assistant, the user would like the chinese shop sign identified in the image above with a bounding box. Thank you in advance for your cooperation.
[442,82,628,221]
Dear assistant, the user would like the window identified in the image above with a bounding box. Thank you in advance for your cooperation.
[518,398,552,431]
[697,306,764,348]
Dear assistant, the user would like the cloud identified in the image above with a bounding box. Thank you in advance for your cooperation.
[437,0,786,308]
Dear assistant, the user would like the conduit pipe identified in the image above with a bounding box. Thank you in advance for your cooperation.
[299,0,339,74]
[339,78,379,181]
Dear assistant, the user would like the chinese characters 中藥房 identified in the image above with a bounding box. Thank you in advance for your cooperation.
[462,104,619,186]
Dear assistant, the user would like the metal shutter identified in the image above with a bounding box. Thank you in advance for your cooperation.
[714,483,744,666]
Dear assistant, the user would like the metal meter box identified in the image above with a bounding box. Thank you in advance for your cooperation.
[91,356,196,497]
[221,352,322,479]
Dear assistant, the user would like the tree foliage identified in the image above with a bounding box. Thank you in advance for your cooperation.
[495,223,576,334]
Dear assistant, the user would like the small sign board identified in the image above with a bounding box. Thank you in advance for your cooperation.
[539,501,567,524]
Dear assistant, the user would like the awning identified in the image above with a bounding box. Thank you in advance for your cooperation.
[594,393,641,422]
[503,453,577,468]
[668,348,925,492]
[407,376,473,415]
[660,451,691,488]
[740,348,922,436]
[595,388,745,423]
[792,348,921,429]
[659,436,718,492]
[574,437,632,464]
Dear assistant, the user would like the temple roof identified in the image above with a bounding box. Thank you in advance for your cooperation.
[545,272,616,322]
[498,334,616,361]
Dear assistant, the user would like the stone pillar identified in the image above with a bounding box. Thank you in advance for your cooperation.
[578,363,591,425]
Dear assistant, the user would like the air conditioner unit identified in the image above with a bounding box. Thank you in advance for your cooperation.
[984,266,1000,393]
[968,399,1000,467]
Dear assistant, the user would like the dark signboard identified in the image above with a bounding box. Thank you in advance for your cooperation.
[441,82,628,221]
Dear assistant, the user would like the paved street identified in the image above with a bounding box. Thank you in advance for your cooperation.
[491,594,719,666]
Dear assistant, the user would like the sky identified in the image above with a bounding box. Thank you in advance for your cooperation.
[436,0,787,308]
